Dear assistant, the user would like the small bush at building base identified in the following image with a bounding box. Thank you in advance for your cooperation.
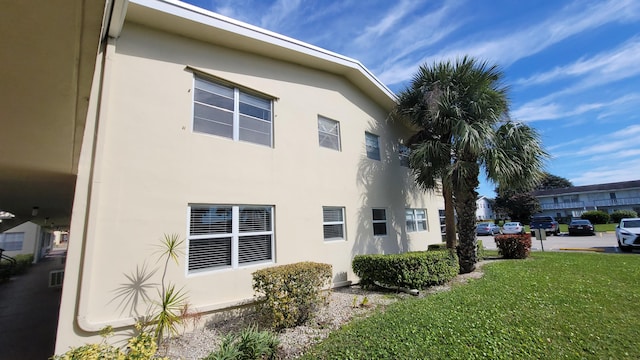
[352,250,458,290]
[252,262,332,330]
[427,243,447,251]
[203,326,280,360]
[494,234,531,259]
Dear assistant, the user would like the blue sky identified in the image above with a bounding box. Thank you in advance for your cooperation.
[183,0,640,197]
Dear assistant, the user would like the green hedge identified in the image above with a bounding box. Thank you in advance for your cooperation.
[252,262,332,330]
[581,210,609,224]
[610,210,638,224]
[494,234,531,259]
[352,250,458,290]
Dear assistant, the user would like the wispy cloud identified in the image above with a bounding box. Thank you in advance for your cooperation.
[259,0,302,29]
[514,37,640,87]
[378,0,640,85]
[511,93,640,122]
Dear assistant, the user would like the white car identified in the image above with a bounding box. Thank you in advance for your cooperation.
[502,222,525,235]
[615,218,640,252]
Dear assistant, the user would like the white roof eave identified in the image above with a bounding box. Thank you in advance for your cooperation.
[121,0,397,110]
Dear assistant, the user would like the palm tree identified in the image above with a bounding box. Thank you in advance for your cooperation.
[395,56,547,273]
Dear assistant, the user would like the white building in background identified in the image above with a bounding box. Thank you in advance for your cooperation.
[0,221,52,262]
[476,196,494,221]
[533,180,640,219]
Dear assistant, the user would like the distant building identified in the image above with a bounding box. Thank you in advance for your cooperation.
[532,180,640,218]
[476,196,494,220]
[0,221,53,262]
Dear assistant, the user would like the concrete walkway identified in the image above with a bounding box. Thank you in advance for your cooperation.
[0,248,66,360]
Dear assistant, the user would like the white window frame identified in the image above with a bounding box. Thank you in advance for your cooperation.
[318,116,341,151]
[365,132,381,160]
[372,208,388,236]
[322,206,346,241]
[187,204,274,274]
[192,76,273,147]
[406,209,428,232]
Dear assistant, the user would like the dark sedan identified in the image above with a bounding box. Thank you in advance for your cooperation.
[568,219,595,236]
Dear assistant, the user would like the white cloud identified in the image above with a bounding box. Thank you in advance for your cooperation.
[378,0,640,85]
[570,159,640,185]
[512,93,640,122]
[259,0,303,29]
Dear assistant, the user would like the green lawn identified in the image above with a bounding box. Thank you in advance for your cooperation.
[303,252,640,359]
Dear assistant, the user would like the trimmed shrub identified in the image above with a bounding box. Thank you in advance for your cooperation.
[252,262,332,330]
[12,254,34,275]
[427,243,447,251]
[610,210,638,224]
[494,234,531,259]
[352,250,458,290]
[581,210,609,224]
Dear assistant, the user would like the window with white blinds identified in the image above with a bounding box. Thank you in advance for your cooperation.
[406,209,428,232]
[318,116,341,150]
[322,207,345,241]
[188,205,274,273]
[193,77,273,147]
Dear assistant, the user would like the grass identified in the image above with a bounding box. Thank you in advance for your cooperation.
[302,252,640,359]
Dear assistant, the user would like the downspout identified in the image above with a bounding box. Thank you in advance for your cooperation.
[73,0,131,333]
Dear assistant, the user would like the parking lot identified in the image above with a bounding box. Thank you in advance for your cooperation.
[480,232,635,253]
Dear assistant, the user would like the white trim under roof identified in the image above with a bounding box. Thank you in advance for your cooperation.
[123,0,397,109]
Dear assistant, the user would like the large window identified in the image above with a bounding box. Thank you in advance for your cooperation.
[365,132,381,160]
[323,207,345,241]
[0,232,23,251]
[188,205,274,273]
[193,77,273,147]
[318,116,341,150]
[372,208,388,236]
[406,209,428,232]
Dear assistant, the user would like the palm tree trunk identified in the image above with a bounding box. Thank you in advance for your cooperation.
[443,186,457,249]
[454,164,480,274]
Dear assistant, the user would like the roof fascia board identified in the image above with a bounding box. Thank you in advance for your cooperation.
[108,0,129,38]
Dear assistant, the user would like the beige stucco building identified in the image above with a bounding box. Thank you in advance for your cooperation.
[1,0,444,353]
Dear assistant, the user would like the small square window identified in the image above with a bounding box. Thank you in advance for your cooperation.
[365,132,381,160]
[406,209,428,232]
[372,208,388,236]
[318,116,341,151]
[323,207,345,241]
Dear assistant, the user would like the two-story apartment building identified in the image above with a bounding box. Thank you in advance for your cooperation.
[533,180,640,219]
[18,0,445,352]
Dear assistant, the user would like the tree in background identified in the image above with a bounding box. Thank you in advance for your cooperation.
[494,187,541,224]
[395,57,547,273]
[495,172,572,223]
[535,173,573,190]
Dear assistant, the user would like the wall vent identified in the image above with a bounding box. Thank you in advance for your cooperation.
[49,270,64,288]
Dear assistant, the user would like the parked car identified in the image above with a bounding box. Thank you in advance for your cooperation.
[568,219,595,236]
[502,222,525,235]
[476,222,501,236]
[530,215,560,236]
[615,218,640,252]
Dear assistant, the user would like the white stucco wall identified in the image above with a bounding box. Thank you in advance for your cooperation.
[56,20,443,351]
